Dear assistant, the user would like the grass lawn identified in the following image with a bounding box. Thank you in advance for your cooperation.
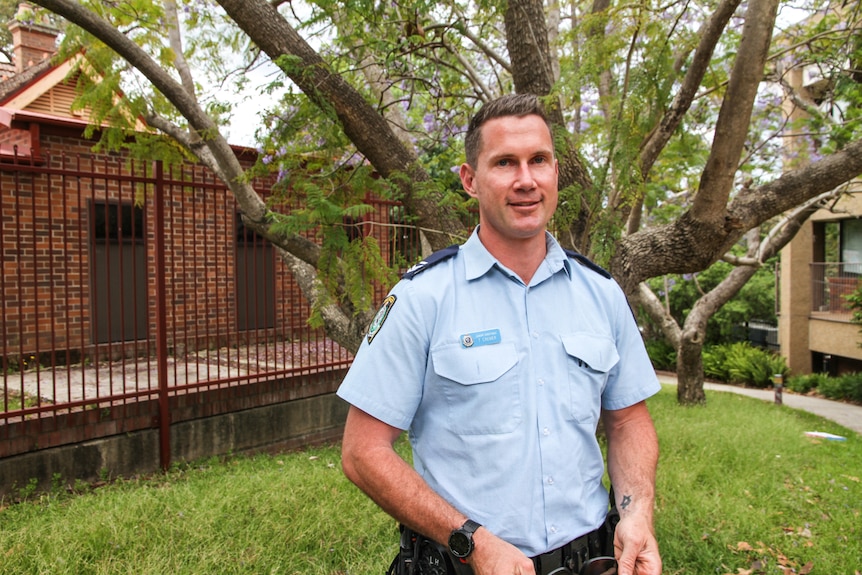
[0,385,859,574]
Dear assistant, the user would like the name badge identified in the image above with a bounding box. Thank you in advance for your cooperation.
[461,329,502,348]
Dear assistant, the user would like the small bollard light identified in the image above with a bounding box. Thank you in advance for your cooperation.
[773,373,784,405]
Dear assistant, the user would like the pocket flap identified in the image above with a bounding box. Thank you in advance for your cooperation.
[431,343,518,384]
[561,333,619,373]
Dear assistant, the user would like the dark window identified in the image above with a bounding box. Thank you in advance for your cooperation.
[236,215,275,330]
[89,200,147,343]
[92,201,144,242]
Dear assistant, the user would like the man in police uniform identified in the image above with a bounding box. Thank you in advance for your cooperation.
[338,94,662,575]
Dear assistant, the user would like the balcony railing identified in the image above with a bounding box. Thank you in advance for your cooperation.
[810,262,862,319]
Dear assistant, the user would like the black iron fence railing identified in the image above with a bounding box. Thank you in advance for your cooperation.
[810,261,862,319]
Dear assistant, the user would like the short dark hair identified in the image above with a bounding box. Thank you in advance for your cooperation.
[464,94,553,168]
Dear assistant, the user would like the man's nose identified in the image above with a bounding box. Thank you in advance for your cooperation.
[513,161,536,189]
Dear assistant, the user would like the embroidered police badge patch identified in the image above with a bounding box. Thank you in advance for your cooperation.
[367,295,396,344]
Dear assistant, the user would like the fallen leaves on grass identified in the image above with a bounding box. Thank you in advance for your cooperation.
[724,541,814,575]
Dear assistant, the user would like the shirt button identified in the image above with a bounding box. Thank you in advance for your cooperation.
[542,427,550,436]
[532,331,539,339]
[537,378,545,386]
[547,476,554,485]
[550,526,558,534]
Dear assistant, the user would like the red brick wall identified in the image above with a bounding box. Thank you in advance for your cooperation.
[0,126,339,362]
[0,124,402,470]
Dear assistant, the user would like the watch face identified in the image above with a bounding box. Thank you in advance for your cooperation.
[448,531,472,558]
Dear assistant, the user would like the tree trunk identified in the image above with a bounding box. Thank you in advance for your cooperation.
[504,0,595,251]
[677,331,707,405]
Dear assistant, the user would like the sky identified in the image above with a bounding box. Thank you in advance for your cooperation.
[222,63,281,148]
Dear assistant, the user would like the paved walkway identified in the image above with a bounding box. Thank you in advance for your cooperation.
[656,372,862,436]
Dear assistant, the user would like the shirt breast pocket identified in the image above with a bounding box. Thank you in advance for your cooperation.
[561,333,620,424]
[431,343,521,435]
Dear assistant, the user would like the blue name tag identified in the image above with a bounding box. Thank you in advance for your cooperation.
[461,329,502,348]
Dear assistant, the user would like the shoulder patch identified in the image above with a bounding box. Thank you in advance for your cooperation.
[367,294,396,344]
[402,245,460,279]
[563,249,612,279]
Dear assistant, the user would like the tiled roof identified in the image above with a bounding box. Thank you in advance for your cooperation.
[0,59,53,104]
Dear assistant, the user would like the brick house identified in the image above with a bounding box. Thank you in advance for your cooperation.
[0,11,386,364]
[0,8,406,488]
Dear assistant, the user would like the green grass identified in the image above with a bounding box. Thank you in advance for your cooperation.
[650,386,861,574]
[0,386,860,574]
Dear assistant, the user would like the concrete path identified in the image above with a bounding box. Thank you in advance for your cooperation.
[656,372,862,436]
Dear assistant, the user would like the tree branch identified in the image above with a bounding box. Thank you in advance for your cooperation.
[215,0,467,250]
[442,35,494,101]
[724,187,846,266]
[638,0,742,177]
[163,0,198,104]
[614,136,862,294]
[630,281,681,348]
[691,0,780,222]
[454,17,511,74]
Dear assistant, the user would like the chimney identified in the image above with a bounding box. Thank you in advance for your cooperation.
[7,3,59,74]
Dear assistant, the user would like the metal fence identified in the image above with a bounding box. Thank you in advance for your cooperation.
[810,262,862,319]
[0,152,425,464]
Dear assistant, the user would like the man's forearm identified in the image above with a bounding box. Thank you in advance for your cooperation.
[341,406,467,545]
[602,401,659,524]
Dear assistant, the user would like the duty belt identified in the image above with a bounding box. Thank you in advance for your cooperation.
[531,528,605,575]
[390,525,617,575]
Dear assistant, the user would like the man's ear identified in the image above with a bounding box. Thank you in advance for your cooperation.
[459,163,478,198]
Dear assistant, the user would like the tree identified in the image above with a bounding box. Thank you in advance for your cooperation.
[0,0,18,62]
[637,189,845,402]
[29,0,862,402]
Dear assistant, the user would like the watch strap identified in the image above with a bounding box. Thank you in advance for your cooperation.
[460,519,481,535]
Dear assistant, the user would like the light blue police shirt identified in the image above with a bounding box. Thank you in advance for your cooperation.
[337,229,661,557]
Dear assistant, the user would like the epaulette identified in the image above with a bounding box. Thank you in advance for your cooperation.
[403,245,460,279]
[564,249,612,279]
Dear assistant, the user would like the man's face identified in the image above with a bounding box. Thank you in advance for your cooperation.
[459,114,559,246]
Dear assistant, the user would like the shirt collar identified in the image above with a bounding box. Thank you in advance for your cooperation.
[462,227,573,282]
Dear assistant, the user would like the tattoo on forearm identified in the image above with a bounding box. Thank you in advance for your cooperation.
[621,495,632,510]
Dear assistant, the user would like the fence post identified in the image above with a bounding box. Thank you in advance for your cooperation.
[153,160,171,470]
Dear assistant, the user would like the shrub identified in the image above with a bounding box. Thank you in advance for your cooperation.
[645,339,677,371]
[703,344,732,381]
[786,373,829,394]
[847,375,862,403]
[708,342,789,388]
[819,373,862,403]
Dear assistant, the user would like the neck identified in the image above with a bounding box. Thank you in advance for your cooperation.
[477,228,548,284]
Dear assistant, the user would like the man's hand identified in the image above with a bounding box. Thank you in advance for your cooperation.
[467,527,536,575]
[613,514,661,575]
[603,402,661,575]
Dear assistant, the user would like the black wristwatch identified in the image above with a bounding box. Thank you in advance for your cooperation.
[448,519,482,559]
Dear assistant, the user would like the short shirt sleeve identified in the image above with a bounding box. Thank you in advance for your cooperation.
[601,280,661,411]
[336,279,430,430]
